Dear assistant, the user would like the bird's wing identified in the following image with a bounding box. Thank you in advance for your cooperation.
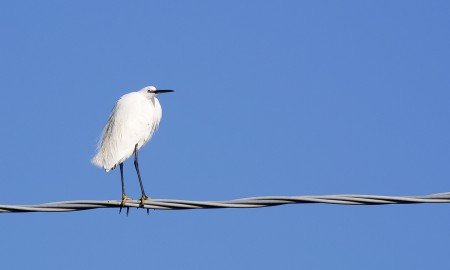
[92,93,157,170]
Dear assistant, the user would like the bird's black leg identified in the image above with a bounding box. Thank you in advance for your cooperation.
[120,163,126,198]
[119,163,131,215]
[134,144,149,212]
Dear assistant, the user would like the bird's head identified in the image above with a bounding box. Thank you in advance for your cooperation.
[140,86,174,99]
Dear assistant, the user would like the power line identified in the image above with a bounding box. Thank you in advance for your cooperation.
[1,192,449,213]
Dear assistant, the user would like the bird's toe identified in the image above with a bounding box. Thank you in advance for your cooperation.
[119,195,133,215]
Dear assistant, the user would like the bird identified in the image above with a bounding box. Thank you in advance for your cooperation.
[92,86,174,210]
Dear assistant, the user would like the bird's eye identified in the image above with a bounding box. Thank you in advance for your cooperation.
[147,90,152,93]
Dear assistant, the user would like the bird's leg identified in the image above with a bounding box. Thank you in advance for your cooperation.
[119,163,132,215]
[134,144,149,209]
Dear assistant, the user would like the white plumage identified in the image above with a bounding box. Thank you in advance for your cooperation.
[91,85,173,207]
[92,86,162,171]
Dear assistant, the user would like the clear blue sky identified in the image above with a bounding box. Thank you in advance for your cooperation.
[1,1,449,269]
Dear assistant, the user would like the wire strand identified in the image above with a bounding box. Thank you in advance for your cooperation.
[1,192,450,213]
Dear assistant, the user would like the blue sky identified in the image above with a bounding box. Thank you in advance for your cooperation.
[1,1,449,269]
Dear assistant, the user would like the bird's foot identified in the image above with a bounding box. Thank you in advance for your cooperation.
[140,194,150,215]
[140,194,149,206]
[119,195,132,215]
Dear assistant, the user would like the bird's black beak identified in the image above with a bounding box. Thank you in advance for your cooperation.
[154,90,174,94]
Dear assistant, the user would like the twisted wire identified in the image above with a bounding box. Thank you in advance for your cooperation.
[1,192,450,213]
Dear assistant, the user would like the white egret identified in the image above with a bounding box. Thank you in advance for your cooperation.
[92,86,174,209]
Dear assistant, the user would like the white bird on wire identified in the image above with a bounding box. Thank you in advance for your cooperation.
[92,86,174,211]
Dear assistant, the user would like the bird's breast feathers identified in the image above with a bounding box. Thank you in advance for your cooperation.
[92,92,162,170]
